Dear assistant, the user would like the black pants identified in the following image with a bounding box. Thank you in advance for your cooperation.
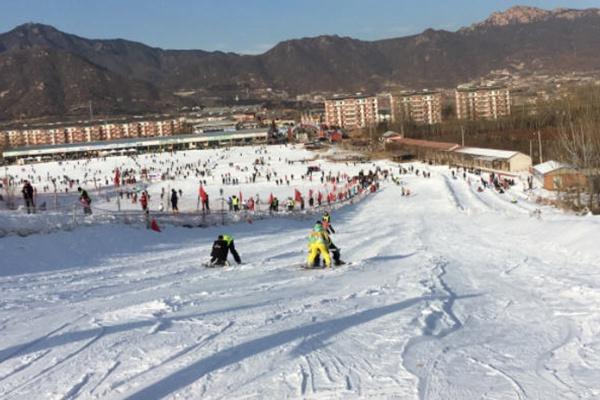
[229,242,241,264]
[24,198,35,213]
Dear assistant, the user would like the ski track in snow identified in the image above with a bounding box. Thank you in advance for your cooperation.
[1,145,599,399]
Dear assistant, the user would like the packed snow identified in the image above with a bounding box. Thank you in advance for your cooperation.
[1,144,599,399]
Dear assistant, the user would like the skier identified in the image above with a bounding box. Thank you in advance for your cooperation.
[322,211,335,234]
[78,187,92,215]
[306,221,331,268]
[315,215,344,266]
[209,234,242,266]
[210,235,230,266]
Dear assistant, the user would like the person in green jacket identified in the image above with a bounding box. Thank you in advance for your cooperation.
[222,234,242,264]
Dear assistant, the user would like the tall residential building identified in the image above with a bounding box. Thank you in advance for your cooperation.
[455,85,511,120]
[393,91,442,125]
[324,94,379,129]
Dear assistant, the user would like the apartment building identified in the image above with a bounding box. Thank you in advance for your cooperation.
[393,91,442,125]
[324,94,378,129]
[1,117,186,150]
[455,85,511,120]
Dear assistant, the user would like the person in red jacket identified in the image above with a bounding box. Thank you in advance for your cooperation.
[140,191,149,211]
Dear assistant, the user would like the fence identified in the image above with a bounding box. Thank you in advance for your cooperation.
[0,184,378,238]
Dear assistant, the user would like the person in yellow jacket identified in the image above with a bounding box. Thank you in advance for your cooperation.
[307,221,331,268]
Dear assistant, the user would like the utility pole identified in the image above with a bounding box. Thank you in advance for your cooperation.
[529,139,533,160]
[537,130,543,164]
[460,126,465,147]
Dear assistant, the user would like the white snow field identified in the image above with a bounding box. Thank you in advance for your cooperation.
[1,145,600,399]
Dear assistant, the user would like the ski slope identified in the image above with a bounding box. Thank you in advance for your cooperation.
[1,147,600,399]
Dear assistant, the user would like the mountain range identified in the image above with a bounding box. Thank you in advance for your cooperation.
[1,5,600,120]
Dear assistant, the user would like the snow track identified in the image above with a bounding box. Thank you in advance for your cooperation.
[1,155,599,399]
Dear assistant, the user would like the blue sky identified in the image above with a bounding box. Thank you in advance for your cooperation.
[1,0,599,54]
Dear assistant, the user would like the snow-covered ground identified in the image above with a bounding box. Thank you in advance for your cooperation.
[1,145,600,399]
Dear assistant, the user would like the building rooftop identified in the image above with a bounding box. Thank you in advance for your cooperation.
[454,147,522,160]
[387,137,460,151]
[326,93,376,101]
[398,90,441,96]
[456,85,508,92]
[533,160,574,175]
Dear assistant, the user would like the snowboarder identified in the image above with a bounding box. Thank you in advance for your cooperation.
[78,187,92,215]
[307,221,331,268]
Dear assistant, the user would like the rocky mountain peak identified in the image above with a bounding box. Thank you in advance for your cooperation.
[467,5,600,30]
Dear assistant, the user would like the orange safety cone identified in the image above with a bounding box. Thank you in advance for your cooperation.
[150,218,161,232]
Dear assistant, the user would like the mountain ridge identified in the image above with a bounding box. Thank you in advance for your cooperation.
[2,6,600,120]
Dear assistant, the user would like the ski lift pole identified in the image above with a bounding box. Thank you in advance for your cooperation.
[221,197,225,225]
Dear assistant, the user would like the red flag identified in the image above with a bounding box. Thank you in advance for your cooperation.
[199,185,207,201]
[268,193,274,204]
[294,189,302,202]
[239,191,243,203]
[150,218,161,232]
[114,169,121,187]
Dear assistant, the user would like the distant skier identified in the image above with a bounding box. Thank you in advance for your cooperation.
[140,190,149,211]
[307,221,331,268]
[209,234,242,266]
[78,187,92,215]
[171,189,179,213]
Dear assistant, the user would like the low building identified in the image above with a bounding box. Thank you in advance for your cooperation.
[381,131,403,142]
[386,136,531,173]
[385,137,460,163]
[533,161,587,191]
[451,147,531,173]
[1,117,187,150]
[2,128,269,162]
[193,119,238,133]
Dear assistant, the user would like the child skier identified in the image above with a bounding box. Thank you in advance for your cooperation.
[307,221,331,268]
[78,187,92,215]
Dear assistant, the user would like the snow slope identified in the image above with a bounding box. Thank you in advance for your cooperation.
[1,147,600,399]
